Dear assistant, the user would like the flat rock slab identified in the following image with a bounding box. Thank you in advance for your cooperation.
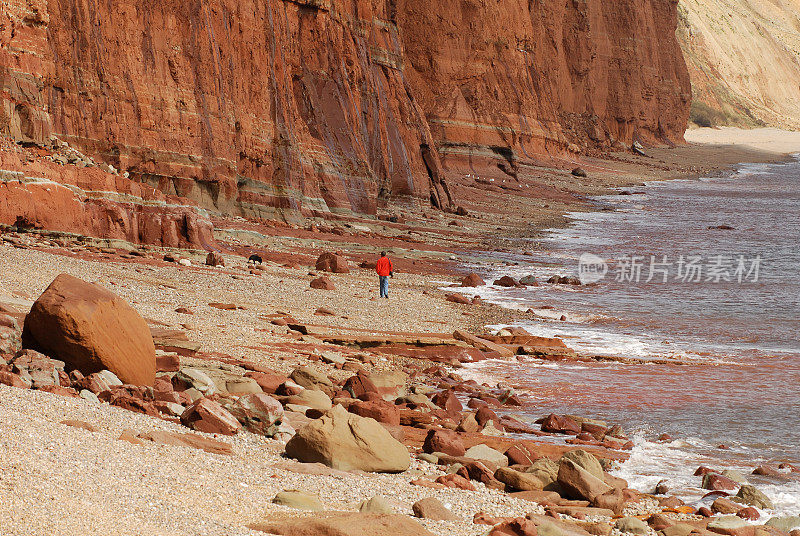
[138,430,233,455]
[249,512,436,536]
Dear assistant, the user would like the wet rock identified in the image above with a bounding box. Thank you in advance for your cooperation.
[702,472,739,491]
[412,497,457,521]
[541,414,581,435]
[557,458,612,501]
[721,469,748,484]
[752,465,782,477]
[734,484,774,509]
[712,497,743,514]
[180,398,241,435]
[519,275,539,286]
[22,274,156,385]
[423,429,466,457]
[655,479,670,494]
[765,517,800,532]
[494,276,520,287]
[445,293,471,304]
[571,167,588,178]
[461,273,485,287]
[707,516,747,533]
[272,490,323,511]
[736,507,759,521]
[285,405,410,473]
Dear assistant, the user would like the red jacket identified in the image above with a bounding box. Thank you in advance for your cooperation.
[376,256,393,276]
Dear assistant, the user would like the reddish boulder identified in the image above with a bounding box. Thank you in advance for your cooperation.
[505,443,539,466]
[461,273,486,287]
[205,251,225,267]
[310,277,335,290]
[702,473,739,491]
[475,406,500,427]
[0,371,30,389]
[344,372,379,399]
[156,354,180,372]
[423,429,466,457]
[736,507,759,521]
[457,460,505,490]
[181,398,241,435]
[494,276,520,287]
[541,414,581,435]
[445,293,471,305]
[22,274,156,386]
[316,253,350,273]
[431,389,462,413]
[245,371,287,394]
[348,399,401,426]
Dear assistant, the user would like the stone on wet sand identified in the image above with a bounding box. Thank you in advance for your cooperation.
[22,274,156,385]
[284,405,410,473]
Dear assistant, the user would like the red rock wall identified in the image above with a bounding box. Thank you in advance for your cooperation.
[1,0,690,231]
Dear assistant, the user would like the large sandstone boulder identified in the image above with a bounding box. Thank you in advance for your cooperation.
[249,512,436,536]
[285,405,410,473]
[557,458,612,501]
[316,253,350,273]
[22,274,156,385]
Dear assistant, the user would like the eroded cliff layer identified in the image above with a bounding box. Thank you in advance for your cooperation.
[1,0,691,240]
[678,0,800,129]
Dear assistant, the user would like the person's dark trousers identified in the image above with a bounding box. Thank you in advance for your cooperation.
[379,276,389,298]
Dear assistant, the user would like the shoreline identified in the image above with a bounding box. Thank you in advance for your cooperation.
[1,130,800,534]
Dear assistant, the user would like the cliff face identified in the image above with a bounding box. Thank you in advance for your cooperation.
[678,0,800,129]
[0,0,691,245]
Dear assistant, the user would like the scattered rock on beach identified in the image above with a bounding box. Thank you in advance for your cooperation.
[22,273,156,386]
[493,276,520,287]
[734,484,774,509]
[412,497,457,521]
[310,276,335,290]
[284,405,410,473]
[461,273,485,287]
[248,512,436,536]
[572,167,588,178]
[272,490,323,511]
[316,252,350,273]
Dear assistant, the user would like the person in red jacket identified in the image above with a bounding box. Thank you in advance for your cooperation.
[375,251,393,298]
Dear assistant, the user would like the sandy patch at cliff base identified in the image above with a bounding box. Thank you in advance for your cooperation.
[685,127,800,155]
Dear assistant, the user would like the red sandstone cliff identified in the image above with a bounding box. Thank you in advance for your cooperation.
[0,0,690,245]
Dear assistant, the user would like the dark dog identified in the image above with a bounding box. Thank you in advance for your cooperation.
[248,254,263,264]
